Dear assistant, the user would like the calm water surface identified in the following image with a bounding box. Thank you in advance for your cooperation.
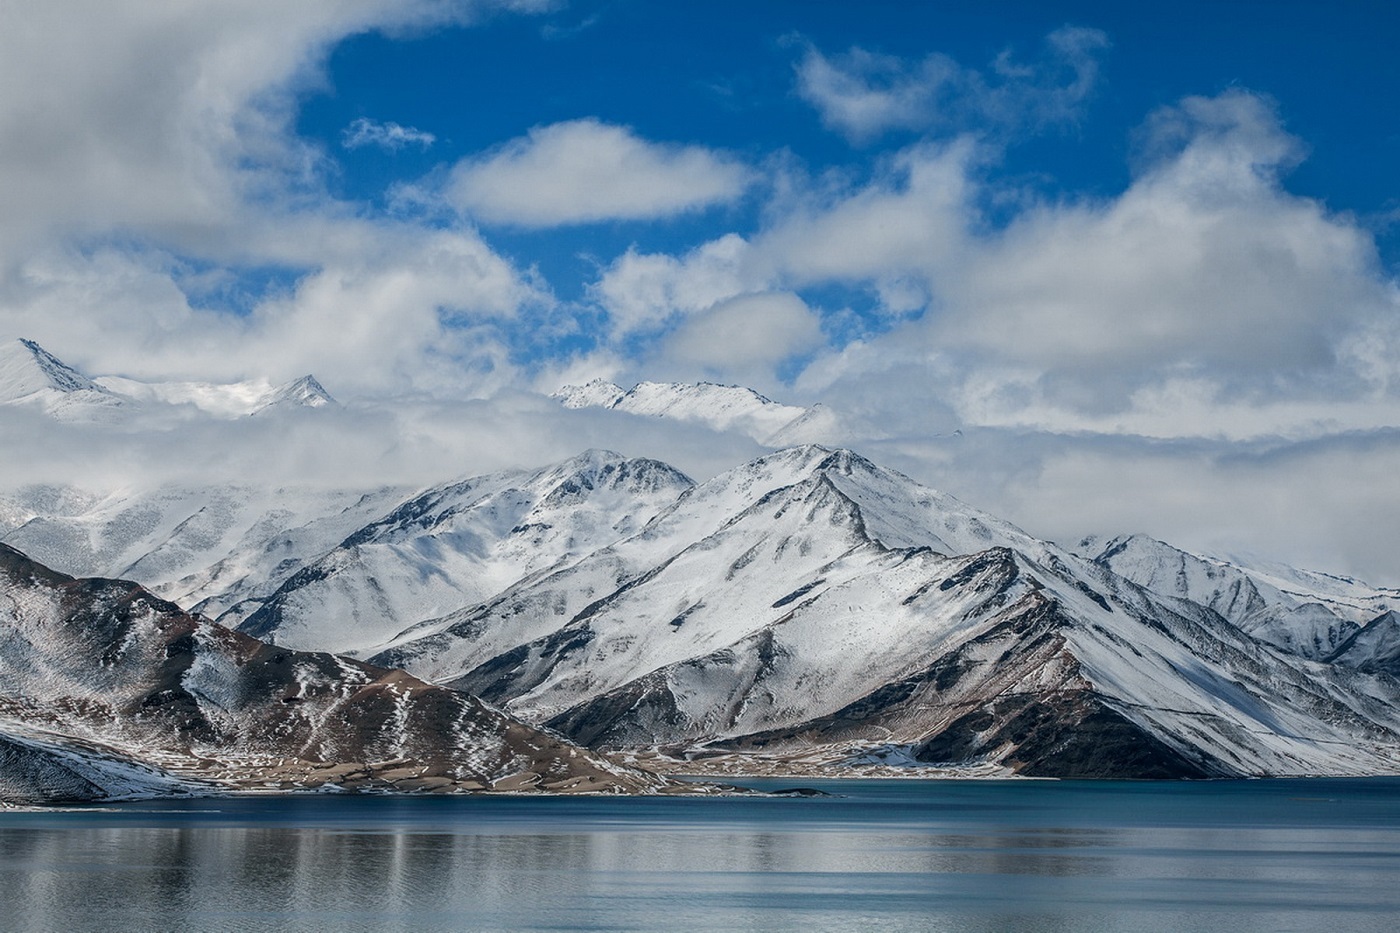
[3,777,1400,932]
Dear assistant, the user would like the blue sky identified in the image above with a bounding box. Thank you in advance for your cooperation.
[3,0,1400,581]
[287,0,1400,381]
[310,2,1398,204]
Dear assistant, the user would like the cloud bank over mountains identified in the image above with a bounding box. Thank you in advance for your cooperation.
[2,2,1399,583]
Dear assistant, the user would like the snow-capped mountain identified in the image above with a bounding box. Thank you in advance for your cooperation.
[95,372,336,416]
[1076,533,1398,659]
[363,447,1400,777]
[0,482,411,623]
[552,379,837,445]
[6,431,1400,780]
[0,338,123,420]
[236,451,694,652]
[0,543,667,804]
[0,338,335,420]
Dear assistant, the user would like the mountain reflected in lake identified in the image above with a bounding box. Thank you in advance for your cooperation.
[4,779,1400,932]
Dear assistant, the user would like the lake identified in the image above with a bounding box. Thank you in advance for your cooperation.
[3,777,1400,932]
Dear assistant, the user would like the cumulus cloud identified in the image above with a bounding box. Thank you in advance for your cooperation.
[342,117,436,151]
[447,119,754,226]
[794,26,1109,144]
[0,0,528,262]
[1,216,543,398]
[602,90,1398,442]
[591,234,757,338]
[662,292,824,379]
[934,91,1394,421]
[589,139,979,349]
[0,0,555,398]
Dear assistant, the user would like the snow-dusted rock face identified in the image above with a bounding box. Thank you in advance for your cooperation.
[234,450,695,653]
[1078,533,1396,659]
[1328,611,1400,676]
[551,379,832,445]
[0,338,123,421]
[0,482,411,624]
[0,543,666,804]
[553,378,627,409]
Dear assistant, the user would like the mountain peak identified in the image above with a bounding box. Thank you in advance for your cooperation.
[1,338,103,401]
[256,374,336,412]
[552,378,822,445]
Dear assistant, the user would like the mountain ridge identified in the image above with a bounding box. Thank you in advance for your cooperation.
[552,379,833,445]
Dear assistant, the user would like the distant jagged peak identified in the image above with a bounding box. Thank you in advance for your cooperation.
[552,376,828,445]
[1,338,338,419]
[254,374,337,413]
[93,371,338,417]
[532,448,695,506]
[552,379,626,409]
[0,337,106,401]
[617,379,789,414]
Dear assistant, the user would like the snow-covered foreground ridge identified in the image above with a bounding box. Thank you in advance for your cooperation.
[6,444,1400,787]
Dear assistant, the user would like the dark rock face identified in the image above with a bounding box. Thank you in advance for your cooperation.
[915,697,1212,779]
[0,544,664,804]
[0,734,108,804]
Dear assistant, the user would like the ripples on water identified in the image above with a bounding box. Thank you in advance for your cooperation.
[3,778,1400,932]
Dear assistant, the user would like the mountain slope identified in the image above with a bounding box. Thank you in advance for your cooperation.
[6,431,1400,780]
[1078,533,1396,658]
[0,338,122,420]
[0,482,411,626]
[0,543,668,803]
[235,451,695,653]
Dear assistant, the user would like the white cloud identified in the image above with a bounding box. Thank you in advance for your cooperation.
[447,119,754,227]
[591,234,756,338]
[2,220,542,398]
[751,140,977,287]
[794,26,1109,144]
[627,89,1398,444]
[662,292,824,379]
[589,139,979,350]
[0,0,520,263]
[933,91,1391,414]
[0,0,554,398]
[342,117,436,151]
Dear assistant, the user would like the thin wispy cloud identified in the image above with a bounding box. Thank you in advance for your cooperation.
[793,25,1109,144]
[341,117,436,151]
